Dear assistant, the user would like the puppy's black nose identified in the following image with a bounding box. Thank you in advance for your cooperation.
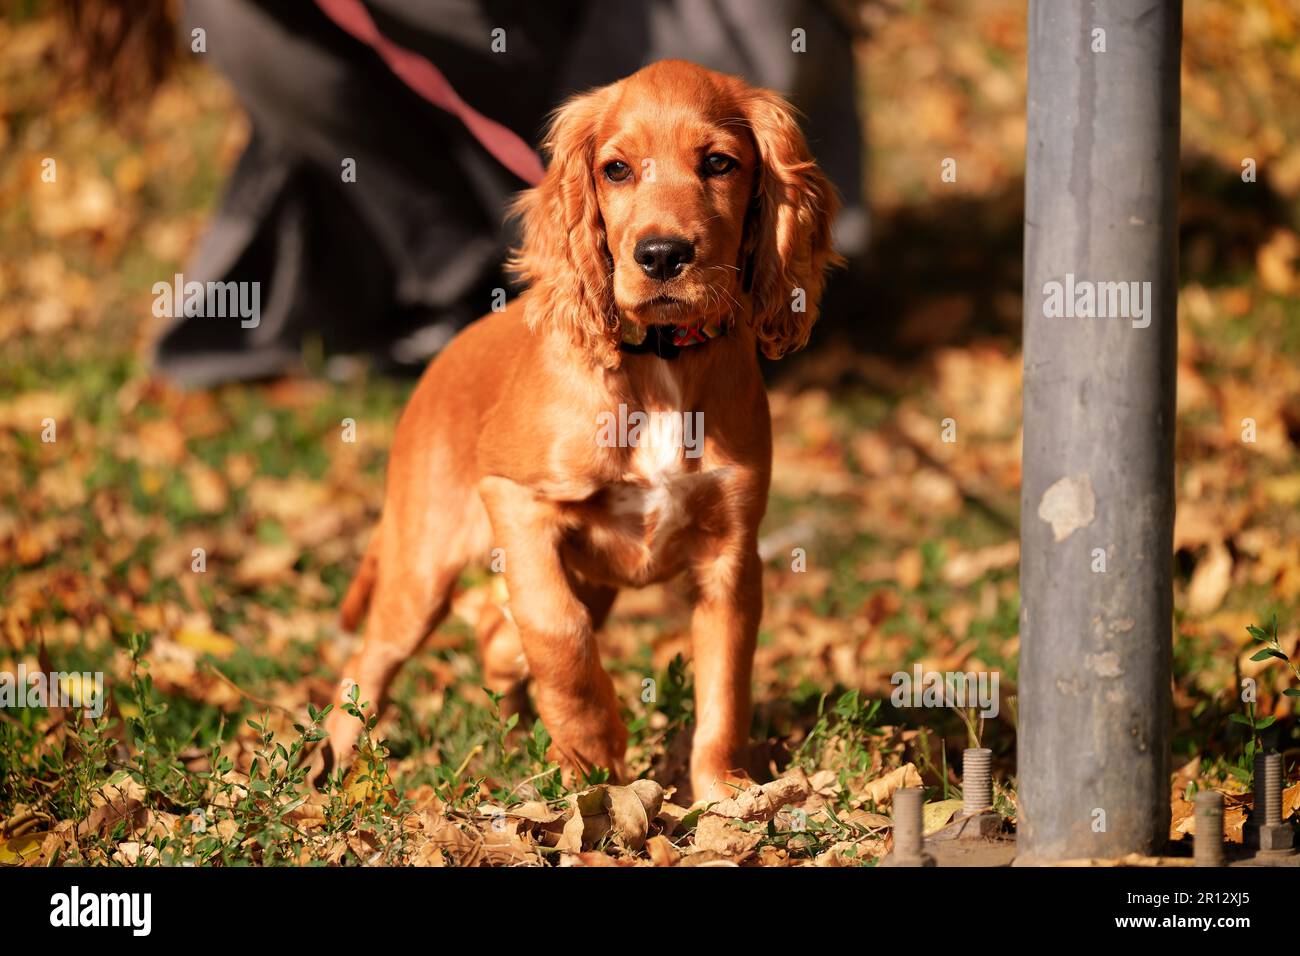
[633,236,695,281]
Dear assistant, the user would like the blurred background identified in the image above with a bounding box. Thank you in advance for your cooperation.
[2,0,1300,865]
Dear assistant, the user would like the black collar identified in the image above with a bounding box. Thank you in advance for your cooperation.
[618,322,728,361]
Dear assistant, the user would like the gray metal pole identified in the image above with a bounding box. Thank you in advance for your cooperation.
[1018,0,1181,862]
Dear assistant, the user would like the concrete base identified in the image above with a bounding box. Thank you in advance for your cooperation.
[931,812,1003,842]
[879,827,1300,867]
[931,838,1018,867]
[1242,819,1295,858]
[1246,848,1299,867]
[878,852,936,867]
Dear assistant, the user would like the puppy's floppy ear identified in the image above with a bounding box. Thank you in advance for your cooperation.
[742,88,843,359]
[508,88,621,369]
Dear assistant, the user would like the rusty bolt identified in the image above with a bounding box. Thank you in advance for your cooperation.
[1193,790,1224,867]
[882,787,935,866]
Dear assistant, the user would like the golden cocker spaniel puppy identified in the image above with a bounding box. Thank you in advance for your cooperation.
[326,59,841,802]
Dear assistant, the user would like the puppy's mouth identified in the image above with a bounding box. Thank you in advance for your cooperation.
[625,293,690,324]
[644,294,682,309]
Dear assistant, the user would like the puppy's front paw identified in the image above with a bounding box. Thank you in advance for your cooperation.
[689,741,754,805]
[321,707,361,779]
[548,717,629,786]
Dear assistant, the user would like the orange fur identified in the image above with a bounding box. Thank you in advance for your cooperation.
[508,85,623,369]
[338,533,378,632]
[324,60,840,803]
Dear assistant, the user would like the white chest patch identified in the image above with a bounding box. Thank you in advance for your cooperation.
[605,404,707,563]
[597,364,716,564]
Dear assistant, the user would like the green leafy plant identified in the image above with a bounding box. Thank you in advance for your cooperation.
[1226,698,1272,784]
[794,689,884,801]
[1226,614,1298,784]
[1246,613,1300,695]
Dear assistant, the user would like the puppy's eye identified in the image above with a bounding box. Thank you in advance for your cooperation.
[604,160,632,182]
[703,153,736,176]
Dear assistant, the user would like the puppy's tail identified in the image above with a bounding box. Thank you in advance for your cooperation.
[339,534,379,632]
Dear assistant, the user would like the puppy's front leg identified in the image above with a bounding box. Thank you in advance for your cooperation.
[689,544,762,803]
[478,477,628,782]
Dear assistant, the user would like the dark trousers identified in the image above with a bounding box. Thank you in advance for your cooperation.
[157,0,865,385]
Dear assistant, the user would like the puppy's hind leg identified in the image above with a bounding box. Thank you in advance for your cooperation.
[338,533,379,633]
[323,499,485,775]
[475,599,530,718]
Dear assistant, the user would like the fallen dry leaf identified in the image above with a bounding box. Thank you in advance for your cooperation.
[706,775,810,822]
[923,798,965,835]
[860,763,924,807]
[556,780,663,853]
[175,627,238,659]
[692,814,762,859]
[894,549,925,590]
[0,832,45,866]
[234,543,299,587]
[80,773,148,839]
[943,540,1019,587]
[1187,541,1233,616]
[646,834,681,866]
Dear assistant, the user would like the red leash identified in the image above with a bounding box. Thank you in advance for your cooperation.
[312,0,545,185]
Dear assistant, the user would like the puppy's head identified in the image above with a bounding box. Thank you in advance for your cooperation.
[510,60,842,368]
